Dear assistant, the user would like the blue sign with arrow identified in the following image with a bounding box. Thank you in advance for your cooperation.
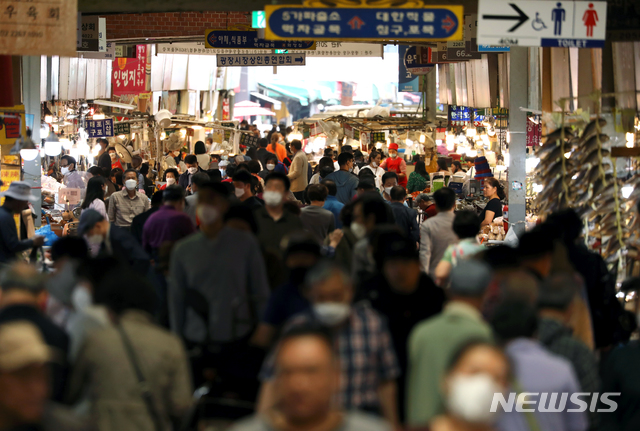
[265,5,464,42]
[205,30,315,50]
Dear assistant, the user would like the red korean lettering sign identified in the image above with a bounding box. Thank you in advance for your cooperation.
[526,117,542,147]
[112,45,147,96]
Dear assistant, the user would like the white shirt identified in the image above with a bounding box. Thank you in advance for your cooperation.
[360,165,385,189]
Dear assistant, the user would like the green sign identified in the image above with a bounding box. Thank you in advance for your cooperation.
[275,49,288,54]
[252,11,266,29]
[114,122,130,135]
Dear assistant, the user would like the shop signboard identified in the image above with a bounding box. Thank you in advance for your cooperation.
[158,41,382,57]
[265,5,463,42]
[0,0,77,56]
[404,46,434,76]
[478,45,510,52]
[526,117,542,147]
[607,0,640,42]
[371,132,386,144]
[399,45,420,92]
[216,53,306,67]
[477,0,607,48]
[205,30,315,50]
[80,16,99,52]
[112,45,147,96]
[78,41,115,59]
[240,133,259,148]
[449,106,471,126]
[114,122,130,135]
[86,119,114,138]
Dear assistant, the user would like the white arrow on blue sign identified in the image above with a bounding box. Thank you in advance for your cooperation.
[216,53,306,67]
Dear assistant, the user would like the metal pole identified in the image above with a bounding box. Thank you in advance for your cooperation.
[21,56,42,228]
[508,47,527,236]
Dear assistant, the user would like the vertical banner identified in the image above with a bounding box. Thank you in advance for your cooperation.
[112,45,148,96]
[526,117,542,147]
[398,46,420,92]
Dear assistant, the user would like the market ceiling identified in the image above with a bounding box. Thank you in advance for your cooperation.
[79,0,478,15]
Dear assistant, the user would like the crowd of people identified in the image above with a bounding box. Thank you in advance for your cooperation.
[0,130,637,431]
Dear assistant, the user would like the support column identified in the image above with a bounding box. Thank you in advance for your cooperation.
[22,56,42,227]
[508,47,527,236]
[426,68,436,124]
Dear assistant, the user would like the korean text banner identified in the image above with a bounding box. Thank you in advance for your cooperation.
[112,45,147,96]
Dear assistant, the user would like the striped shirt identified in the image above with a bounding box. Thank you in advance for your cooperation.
[260,302,400,411]
[107,189,150,228]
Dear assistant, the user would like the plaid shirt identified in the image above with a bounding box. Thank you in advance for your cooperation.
[260,302,400,410]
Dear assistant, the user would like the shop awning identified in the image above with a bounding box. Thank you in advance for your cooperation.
[250,92,282,110]
[233,100,276,119]
[258,82,309,106]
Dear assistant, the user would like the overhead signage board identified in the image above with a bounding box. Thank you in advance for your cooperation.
[157,41,383,57]
[265,6,463,42]
[217,53,306,67]
[80,16,99,51]
[606,0,640,41]
[0,0,77,56]
[478,45,510,52]
[404,46,434,75]
[78,41,115,59]
[477,0,607,48]
[205,29,315,50]
[399,46,420,92]
[252,11,266,29]
[86,119,114,138]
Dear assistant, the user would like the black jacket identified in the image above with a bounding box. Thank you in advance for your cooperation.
[100,225,150,275]
[389,202,420,243]
[178,167,204,192]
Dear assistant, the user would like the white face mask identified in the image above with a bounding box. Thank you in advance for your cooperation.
[61,166,70,175]
[124,179,137,190]
[266,163,276,171]
[197,205,220,226]
[263,190,283,207]
[71,285,92,312]
[447,374,503,425]
[350,222,367,240]
[313,303,351,326]
[384,186,393,196]
[389,152,398,159]
[220,169,226,177]
[109,153,116,159]
[372,162,378,168]
[166,177,176,186]
[188,167,198,175]
[235,187,246,198]
[87,234,104,245]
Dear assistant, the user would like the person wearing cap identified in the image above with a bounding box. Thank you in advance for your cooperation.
[60,155,86,191]
[324,153,358,205]
[78,209,150,275]
[239,144,251,161]
[380,144,407,188]
[142,185,195,257]
[406,260,494,426]
[168,182,270,346]
[251,233,322,349]
[361,231,445,423]
[0,263,69,403]
[0,182,45,265]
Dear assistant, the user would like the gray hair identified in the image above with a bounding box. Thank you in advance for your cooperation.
[0,262,46,295]
[304,261,351,291]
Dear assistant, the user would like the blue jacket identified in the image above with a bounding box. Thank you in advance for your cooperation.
[323,195,345,229]
[325,170,358,205]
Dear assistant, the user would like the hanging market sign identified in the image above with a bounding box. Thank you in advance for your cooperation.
[404,46,435,75]
[86,119,114,138]
[526,117,542,147]
[114,122,130,135]
[240,133,260,148]
[205,29,315,50]
[477,0,607,48]
[216,53,306,67]
[448,106,471,126]
[0,0,77,56]
[371,132,386,144]
[158,41,382,57]
[112,45,148,96]
[265,5,463,42]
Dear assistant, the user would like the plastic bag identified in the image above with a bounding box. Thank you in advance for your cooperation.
[503,224,519,248]
[34,224,60,247]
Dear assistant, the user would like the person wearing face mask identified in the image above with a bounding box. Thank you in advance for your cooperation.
[158,168,179,191]
[360,231,445,423]
[60,155,86,191]
[78,209,150,275]
[407,260,494,427]
[255,172,304,261]
[129,155,146,192]
[184,172,211,227]
[380,143,407,188]
[490,300,588,431]
[0,182,45,265]
[142,185,194,257]
[80,177,109,221]
[178,154,203,194]
[260,153,288,180]
[108,147,124,172]
[429,341,510,431]
[250,234,321,349]
[233,169,263,210]
[107,169,151,229]
[360,150,385,190]
[257,262,401,428]
[167,182,270,352]
[286,140,309,202]
[324,152,359,205]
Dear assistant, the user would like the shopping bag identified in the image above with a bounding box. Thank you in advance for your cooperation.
[503,224,519,248]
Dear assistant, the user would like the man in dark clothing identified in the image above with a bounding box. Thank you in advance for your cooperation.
[78,209,150,275]
[96,138,112,174]
[359,232,445,422]
[324,153,358,205]
[233,170,263,209]
[178,155,204,194]
[130,191,163,244]
[0,182,45,265]
[256,138,271,168]
[388,186,419,244]
[142,186,195,256]
[0,262,69,403]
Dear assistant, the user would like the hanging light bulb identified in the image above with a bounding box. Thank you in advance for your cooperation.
[506,132,511,143]
[626,132,635,148]
[59,138,72,150]
[419,134,426,144]
[533,183,544,193]
[466,127,476,138]
[44,141,62,157]
[504,153,510,167]
[622,185,634,199]
[20,149,39,161]
[160,132,167,141]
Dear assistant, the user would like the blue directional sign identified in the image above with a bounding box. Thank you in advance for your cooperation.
[205,30,315,50]
[265,6,464,42]
[216,53,306,67]
[478,45,510,52]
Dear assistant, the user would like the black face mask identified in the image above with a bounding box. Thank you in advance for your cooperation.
[288,266,311,285]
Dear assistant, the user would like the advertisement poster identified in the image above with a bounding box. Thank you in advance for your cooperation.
[112,45,147,96]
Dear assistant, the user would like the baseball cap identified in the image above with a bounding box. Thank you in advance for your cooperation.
[0,321,52,371]
[77,209,105,236]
